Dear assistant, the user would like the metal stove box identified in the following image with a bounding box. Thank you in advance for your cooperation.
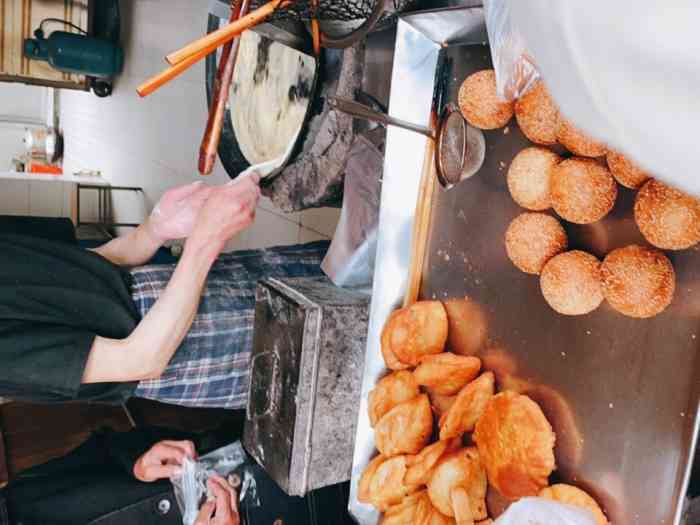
[243,276,369,496]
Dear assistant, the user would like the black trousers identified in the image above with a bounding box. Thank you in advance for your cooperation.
[5,428,184,525]
[3,427,354,525]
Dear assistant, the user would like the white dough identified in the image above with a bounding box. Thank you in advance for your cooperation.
[230,30,315,168]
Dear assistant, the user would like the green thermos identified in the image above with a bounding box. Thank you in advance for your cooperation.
[23,29,123,79]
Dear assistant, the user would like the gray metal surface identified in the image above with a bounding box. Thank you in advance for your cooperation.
[244,277,369,496]
[330,96,435,137]
[349,6,700,525]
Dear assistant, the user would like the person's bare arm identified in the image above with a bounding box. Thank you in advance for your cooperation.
[82,177,260,383]
[90,219,163,267]
[83,237,219,381]
[91,182,213,268]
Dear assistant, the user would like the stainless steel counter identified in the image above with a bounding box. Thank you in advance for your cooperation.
[349,6,700,525]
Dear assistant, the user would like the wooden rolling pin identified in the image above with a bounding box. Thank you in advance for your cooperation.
[198,0,250,175]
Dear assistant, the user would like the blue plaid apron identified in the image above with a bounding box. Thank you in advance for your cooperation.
[132,242,328,409]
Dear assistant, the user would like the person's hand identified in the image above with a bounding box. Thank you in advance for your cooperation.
[195,475,241,525]
[133,440,197,482]
[188,173,261,254]
[148,181,214,243]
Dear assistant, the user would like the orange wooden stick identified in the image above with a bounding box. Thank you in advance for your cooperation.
[137,0,243,99]
[136,46,210,97]
[165,0,286,66]
[311,20,321,56]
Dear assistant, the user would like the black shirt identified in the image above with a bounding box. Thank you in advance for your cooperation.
[0,234,140,404]
[2,425,355,525]
[3,427,187,525]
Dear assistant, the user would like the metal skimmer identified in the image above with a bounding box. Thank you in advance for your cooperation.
[330,97,486,187]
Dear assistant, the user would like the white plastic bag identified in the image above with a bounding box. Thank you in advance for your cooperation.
[494,498,597,525]
[483,0,540,101]
[321,135,382,288]
[170,441,259,525]
[489,0,700,197]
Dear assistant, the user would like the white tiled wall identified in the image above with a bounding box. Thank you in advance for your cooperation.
[54,0,339,250]
[0,179,72,218]
[0,84,57,216]
[0,180,30,215]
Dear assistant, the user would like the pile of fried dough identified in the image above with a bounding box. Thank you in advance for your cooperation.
[359,300,608,525]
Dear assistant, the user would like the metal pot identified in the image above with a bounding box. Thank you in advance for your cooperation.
[24,126,63,163]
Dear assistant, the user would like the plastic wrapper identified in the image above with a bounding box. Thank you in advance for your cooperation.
[321,135,382,288]
[325,229,378,289]
[171,441,260,525]
[483,0,540,101]
[494,498,597,525]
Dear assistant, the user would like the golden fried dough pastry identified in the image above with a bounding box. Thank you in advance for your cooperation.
[369,371,420,427]
[486,484,514,519]
[382,341,411,371]
[540,251,604,316]
[507,147,560,211]
[414,494,439,525]
[429,390,458,418]
[556,117,606,157]
[381,490,427,524]
[367,455,415,511]
[444,298,488,356]
[600,244,675,318]
[473,391,555,499]
[381,301,448,368]
[414,354,482,396]
[427,448,487,520]
[358,454,386,504]
[551,157,617,224]
[634,179,700,250]
[475,521,493,525]
[376,394,434,457]
[515,81,559,145]
[381,504,418,524]
[406,439,460,487]
[450,486,474,525]
[505,212,568,275]
[606,150,650,189]
[440,372,495,440]
[426,511,457,525]
[539,484,608,525]
[524,384,584,477]
[383,490,459,525]
[459,70,514,130]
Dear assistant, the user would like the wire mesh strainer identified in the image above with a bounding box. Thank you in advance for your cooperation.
[330,97,486,188]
